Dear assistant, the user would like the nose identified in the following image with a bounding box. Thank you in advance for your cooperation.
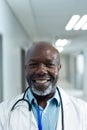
[36,63,48,75]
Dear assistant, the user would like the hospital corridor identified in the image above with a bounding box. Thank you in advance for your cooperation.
[0,0,87,103]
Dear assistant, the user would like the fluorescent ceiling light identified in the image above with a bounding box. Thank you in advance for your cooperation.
[55,46,64,52]
[65,15,80,31]
[55,39,71,47]
[65,15,87,30]
[54,39,71,53]
[81,22,87,30]
[74,15,87,30]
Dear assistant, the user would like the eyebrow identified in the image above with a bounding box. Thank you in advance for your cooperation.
[30,57,54,61]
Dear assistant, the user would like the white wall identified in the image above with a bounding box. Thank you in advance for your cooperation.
[0,0,30,101]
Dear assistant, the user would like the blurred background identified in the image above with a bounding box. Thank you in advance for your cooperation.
[0,0,87,102]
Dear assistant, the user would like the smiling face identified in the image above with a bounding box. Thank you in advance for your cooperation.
[25,42,61,97]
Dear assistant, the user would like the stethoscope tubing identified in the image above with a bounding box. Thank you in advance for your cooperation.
[11,87,64,130]
[57,87,64,130]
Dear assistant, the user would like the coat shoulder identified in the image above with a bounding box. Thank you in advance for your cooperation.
[0,94,23,128]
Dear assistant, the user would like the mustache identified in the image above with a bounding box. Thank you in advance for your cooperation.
[31,73,54,81]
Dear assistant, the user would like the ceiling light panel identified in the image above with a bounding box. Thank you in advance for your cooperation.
[55,39,71,47]
[74,15,87,30]
[81,22,87,30]
[65,15,87,31]
[65,15,80,31]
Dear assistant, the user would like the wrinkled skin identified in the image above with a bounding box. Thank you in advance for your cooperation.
[25,42,61,108]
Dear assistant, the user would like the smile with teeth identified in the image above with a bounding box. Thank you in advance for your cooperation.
[34,79,50,84]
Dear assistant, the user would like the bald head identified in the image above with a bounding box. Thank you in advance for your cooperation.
[25,41,61,97]
[25,41,60,66]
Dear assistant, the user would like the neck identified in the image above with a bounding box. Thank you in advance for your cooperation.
[33,92,55,108]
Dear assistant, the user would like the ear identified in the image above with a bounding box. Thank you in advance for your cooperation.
[58,64,61,71]
[25,65,27,72]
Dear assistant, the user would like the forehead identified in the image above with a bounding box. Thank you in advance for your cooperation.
[26,44,59,64]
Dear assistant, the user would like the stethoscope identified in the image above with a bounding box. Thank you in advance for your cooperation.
[11,87,64,130]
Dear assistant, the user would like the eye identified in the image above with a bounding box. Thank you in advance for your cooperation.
[46,63,55,68]
[28,63,38,68]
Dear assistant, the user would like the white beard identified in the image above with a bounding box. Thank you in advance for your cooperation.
[31,84,56,96]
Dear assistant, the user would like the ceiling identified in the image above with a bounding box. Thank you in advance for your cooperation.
[6,0,87,54]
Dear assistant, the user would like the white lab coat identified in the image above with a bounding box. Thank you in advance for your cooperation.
[0,87,87,130]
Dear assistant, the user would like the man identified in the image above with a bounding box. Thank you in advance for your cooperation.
[0,41,87,130]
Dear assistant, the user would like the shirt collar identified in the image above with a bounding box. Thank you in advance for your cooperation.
[26,88,37,105]
[47,88,60,106]
[26,87,60,106]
